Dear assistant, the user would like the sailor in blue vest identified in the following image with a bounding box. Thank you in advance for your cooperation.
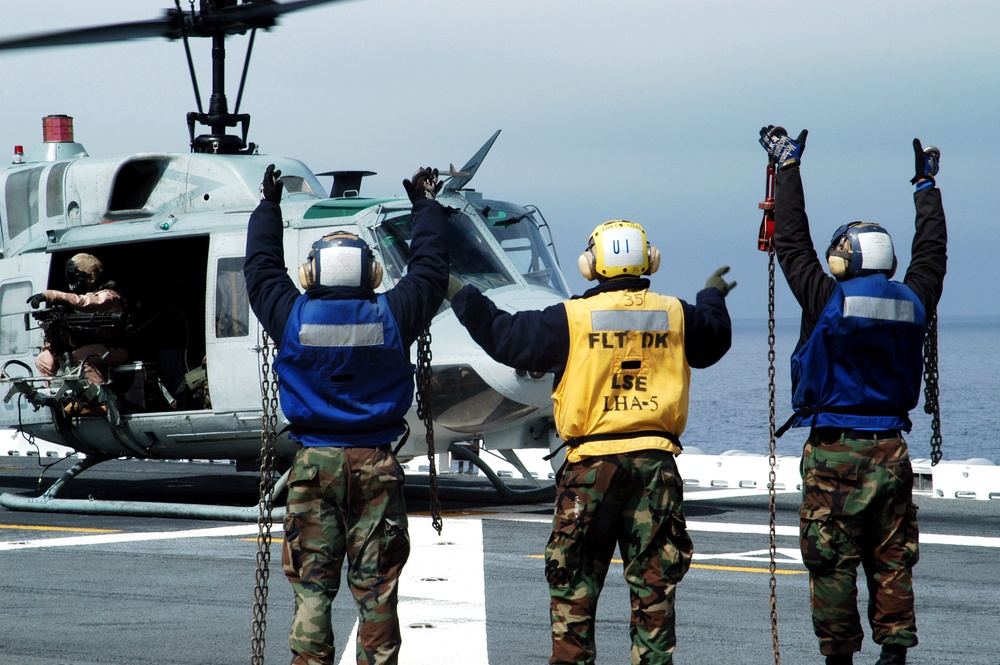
[759,127,947,665]
[244,164,449,665]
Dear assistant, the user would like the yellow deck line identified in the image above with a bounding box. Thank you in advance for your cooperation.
[0,523,120,534]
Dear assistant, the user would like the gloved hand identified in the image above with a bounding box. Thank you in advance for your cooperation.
[26,293,47,309]
[759,125,808,171]
[705,266,737,297]
[910,138,940,185]
[403,167,442,204]
[259,164,283,203]
[446,274,465,301]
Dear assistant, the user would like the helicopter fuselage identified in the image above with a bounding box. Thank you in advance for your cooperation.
[0,138,569,471]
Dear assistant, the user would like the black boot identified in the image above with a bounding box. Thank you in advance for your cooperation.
[826,654,853,665]
[875,645,906,665]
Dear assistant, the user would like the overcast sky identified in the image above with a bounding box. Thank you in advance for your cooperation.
[2,1,997,320]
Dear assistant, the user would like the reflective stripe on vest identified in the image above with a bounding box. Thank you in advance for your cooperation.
[299,322,384,347]
[591,309,670,332]
[843,296,915,323]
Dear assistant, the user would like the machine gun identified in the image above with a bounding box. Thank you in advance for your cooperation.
[26,305,129,357]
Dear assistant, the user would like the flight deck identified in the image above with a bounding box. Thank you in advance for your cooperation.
[1,454,998,665]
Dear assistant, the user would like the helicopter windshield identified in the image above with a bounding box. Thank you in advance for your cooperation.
[374,210,515,291]
[472,200,569,297]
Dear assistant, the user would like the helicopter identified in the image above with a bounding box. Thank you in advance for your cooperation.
[0,0,568,518]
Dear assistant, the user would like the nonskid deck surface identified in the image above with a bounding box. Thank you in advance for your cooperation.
[1,456,998,665]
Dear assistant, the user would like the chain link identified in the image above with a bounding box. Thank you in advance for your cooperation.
[923,310,943,465]
[766,250,782,665]
[415,328,443,535]
[251,331,279,665]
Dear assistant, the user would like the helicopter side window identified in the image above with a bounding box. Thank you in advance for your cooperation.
[215,256,249,338]
[110,160,168,213]
[4,167,44,241]
[373,211,515,291]
[46,162,69,218]
[0,280,32,355]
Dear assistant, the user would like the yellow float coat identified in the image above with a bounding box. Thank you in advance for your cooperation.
[553,288,689,462]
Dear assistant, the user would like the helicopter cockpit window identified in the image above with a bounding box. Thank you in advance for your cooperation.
[215,256,249,338]
[373,210,515,291]
[474,201,570,297]
[0,280,31,355]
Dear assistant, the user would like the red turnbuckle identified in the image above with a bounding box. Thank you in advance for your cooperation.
[758,161,776,252]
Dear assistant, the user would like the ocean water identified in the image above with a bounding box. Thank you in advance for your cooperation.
[683,315,1000,464]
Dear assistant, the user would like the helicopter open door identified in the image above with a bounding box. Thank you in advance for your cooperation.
[0,253,51,425]
[205,230,262,415]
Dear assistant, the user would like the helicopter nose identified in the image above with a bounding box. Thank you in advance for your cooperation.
[431,364,540,433]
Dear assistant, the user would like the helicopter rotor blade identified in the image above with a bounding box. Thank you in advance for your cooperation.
[0,0,354,52]
[0,18,177,51]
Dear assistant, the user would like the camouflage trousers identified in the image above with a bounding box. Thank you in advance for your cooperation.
[282,445,411,665]
[799,429,920,657]
[545,449,693,665]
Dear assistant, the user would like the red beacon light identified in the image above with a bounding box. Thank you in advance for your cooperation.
[12,145,24,164]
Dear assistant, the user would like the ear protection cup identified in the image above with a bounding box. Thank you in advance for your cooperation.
[646,245,661,276]
[298,259,314,290]
[578,248,597,281]
[369,262,384,289]
[827,254,849,280]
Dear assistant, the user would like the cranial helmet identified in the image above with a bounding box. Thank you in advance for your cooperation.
[825,222,897,280]
[299,231,383,291]
[65,253,104,294]
[578,220,661,281]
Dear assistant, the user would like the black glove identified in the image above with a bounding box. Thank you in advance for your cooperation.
[705,266,737,297]
[759,125,808,171]
[27,293,47,309]
[259,164,283,203]
[910,138,940,185]
[403,167,442,204]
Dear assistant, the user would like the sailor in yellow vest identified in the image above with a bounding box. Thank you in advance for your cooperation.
[449,220,735,665]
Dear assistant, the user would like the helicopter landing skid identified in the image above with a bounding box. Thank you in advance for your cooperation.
[0,457,291,522]
[423,443,556,504]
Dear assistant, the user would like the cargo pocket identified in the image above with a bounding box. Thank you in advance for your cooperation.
[663,512,694,583]
[282,512,305,583]
[544,467,599,587]
[282,463,320,583]
[799,505,839,575]
[377,514,410,577]
[657,465,692,582]
[902,502,920,568]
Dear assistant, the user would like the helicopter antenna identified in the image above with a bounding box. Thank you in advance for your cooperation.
[444,129,502,193]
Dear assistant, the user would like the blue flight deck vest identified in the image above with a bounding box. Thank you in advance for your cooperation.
[274,294,413,447]
[790,275,926,432]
